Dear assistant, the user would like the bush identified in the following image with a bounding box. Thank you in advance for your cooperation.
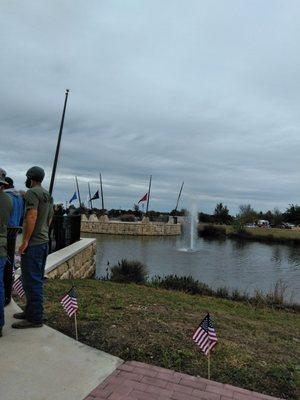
[215,286,230,299]
[110,259,148,283]
[231,218,246,234]
[265,279,288,306]
[231,289,249,302]
[200,224,227,238]
[152,275,213,295]
[119,214,136,222]
[251,282,290,308]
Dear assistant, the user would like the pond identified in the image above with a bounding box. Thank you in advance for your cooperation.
[82,233,300,304]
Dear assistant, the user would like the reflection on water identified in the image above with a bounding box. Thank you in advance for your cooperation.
[82,233,300,303]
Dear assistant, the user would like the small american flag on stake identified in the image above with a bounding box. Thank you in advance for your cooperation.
[12,276,25,298]
[193,313,218,356]
[60,287,78,317]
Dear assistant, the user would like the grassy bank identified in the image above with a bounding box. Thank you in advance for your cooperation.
[199,223,300,244]
[29,280,300,399]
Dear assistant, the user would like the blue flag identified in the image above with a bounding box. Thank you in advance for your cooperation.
[69,191,78,204]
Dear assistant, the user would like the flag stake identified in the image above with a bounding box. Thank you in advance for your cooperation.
[192,313,218,382]
[60,286,79,340]
[74,312,78,341]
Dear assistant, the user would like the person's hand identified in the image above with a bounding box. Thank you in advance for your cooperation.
[19,240,29,255]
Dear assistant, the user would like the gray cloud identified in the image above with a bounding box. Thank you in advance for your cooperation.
[1,0,300,213]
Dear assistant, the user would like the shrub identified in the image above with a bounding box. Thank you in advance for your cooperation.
[200,224,227,238]
[231,218,246,234]
[110,259,148,283]
[152,275,213,295]
[215,286,230,299]
[252,289,267,306]
[119,214,136,222]
[231,289,249,302]
[265,279,288,306]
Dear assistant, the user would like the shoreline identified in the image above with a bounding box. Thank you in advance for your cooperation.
[199,223,300,245]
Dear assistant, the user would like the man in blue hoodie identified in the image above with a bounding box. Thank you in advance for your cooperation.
[4,177,24,305]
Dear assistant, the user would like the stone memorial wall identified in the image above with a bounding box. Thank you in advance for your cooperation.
[81,215,181,236]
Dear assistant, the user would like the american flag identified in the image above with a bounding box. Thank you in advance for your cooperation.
[60,287,78,317]
[12,276,25,298]
[193,313,218,356]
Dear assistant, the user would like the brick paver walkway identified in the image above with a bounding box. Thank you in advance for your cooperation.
[84,361,282,400]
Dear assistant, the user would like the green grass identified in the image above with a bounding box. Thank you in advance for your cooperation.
[28,279,300,399]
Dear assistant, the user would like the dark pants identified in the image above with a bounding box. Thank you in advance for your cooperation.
[21,243,48,323]
[0,257,6,327]
[4,259,13,305]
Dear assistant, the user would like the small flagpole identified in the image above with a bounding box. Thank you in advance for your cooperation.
[75,176,82,207]
[88,182,93,210]
[208,352,211,380]
[146,175,152,215]
[74,312,78,341]
[99,172,105,211]
[174,181,184,213]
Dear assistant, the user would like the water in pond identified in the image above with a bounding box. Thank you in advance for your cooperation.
[82,233,300,304]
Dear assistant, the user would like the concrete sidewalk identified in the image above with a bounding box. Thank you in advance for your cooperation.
[0,301,122,400]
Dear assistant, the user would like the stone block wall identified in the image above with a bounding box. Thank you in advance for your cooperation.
[46,239,96,280]
[81,216,181,236]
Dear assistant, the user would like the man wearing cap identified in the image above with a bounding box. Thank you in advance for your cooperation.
[12,166,53,329]
[0,168,13,337]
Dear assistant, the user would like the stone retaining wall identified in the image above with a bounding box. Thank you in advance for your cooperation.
[45,238,96,280]
[81,215,181,236]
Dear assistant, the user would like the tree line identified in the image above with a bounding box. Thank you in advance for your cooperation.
[199,203,300,226]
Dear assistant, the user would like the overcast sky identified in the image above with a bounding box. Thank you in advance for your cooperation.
[0,0,299,213]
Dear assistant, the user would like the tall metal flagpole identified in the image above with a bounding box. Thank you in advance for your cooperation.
[88,183,93,210]
[146,175,152,215]
[49,89,70,195]
[99,172,105,210]
[75,176,82,207]
[174,181,184,213]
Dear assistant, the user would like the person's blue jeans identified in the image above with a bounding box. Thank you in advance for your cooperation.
[21,243,48,323]
[0,256,6,327]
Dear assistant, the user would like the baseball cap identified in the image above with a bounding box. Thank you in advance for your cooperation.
[26,166,45,182]
[5,177,14,187]
[0,168,8,185]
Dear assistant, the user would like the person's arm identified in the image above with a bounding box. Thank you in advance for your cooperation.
[19,190,38,254]
[19,209,37,254]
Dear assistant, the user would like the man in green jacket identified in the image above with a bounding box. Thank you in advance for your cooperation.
[0,168,13,337]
